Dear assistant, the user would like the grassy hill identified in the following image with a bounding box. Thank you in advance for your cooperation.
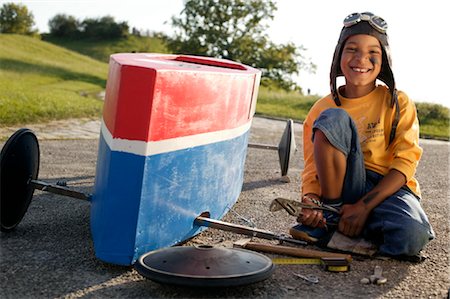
[42,35,169,63]
[0,34,107,125]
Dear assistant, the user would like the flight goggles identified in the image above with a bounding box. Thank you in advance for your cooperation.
[343,12,388,33]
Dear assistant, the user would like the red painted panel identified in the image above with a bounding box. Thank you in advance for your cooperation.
[148,71,254,141]
[103,61,156,140]
[102,54,260,141]
[102,58,121,135]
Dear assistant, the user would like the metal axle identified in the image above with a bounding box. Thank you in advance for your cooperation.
[29,179,91,201]
[248,143,278,150]
[194,213,307,246]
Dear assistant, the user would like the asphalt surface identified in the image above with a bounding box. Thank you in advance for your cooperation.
[1,117,449,298]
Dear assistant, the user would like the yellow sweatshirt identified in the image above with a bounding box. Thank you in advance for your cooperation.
[302,85,422,198]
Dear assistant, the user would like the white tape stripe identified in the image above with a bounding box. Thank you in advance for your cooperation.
[101,119,252,156]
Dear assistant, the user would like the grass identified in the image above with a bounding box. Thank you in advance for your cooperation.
[0,34,107,126]
[42,34,169,63]
[417,118,449,140]
[256,88,319,121]
[415,102,450,140]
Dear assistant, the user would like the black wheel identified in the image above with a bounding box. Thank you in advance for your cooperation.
[135,245,274,287]
[278,119,296,176]
[0,129,40,232]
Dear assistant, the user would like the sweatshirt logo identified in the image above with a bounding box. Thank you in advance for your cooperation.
[364,118,383,144]
[367,119,380,130]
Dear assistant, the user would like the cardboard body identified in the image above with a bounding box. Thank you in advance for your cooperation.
[91,53,260,265]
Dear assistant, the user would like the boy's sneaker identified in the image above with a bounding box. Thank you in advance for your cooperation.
[289,224,330,243]
[289,210,340,244]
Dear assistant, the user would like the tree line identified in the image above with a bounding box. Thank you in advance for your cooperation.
[0,3,130,39]
[0,1,315,93]
[47,14,129,39]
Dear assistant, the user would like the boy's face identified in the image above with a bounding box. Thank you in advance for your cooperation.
[340,34,382,95]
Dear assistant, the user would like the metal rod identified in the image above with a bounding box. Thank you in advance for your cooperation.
[194,214,307,246]
[30,179,91,201]
[248,143,278,150]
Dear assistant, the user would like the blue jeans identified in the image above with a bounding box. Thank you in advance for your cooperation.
[312,108,435,256]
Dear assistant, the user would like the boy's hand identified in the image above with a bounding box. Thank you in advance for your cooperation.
[297,196,326,228]
[338,201,370,237]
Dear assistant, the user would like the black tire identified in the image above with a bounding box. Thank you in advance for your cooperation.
[0,129,40,232]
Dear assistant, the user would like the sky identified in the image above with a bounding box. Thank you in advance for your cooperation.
[3,0,449,108]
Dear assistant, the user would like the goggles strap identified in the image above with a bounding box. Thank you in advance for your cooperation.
[344,12,387,33]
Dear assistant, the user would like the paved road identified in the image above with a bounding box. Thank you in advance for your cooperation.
[1,117,449,298]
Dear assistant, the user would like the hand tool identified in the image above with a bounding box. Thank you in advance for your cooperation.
[271,257,350,272]
[320,257,351,272]
[293,273,319,283]
[369,265,387,284]
[271,257,321,265]
[194,212,307,246]
[233,238,352,262]
[233,238,351,272]
[269,197,340,217]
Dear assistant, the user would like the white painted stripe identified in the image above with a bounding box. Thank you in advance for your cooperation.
[101,119,252,156]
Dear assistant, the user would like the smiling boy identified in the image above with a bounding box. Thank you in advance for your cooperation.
[290,12,435,260]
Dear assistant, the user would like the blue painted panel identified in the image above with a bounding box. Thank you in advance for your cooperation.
[91,135,145,265]
[91,132,249,265]
[134,132,249,262]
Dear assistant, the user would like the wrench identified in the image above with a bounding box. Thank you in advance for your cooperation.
[270,197,341,217]
[293,273,319,284]
[369,265,387,285]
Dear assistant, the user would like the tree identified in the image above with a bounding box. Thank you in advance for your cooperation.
[0,2,36,35]
[81,16,129,39]
[48,14,80,37]
[165,0,314,91]
[47,14,129,39]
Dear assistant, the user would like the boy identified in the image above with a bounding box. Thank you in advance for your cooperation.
[290,12,434,260]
